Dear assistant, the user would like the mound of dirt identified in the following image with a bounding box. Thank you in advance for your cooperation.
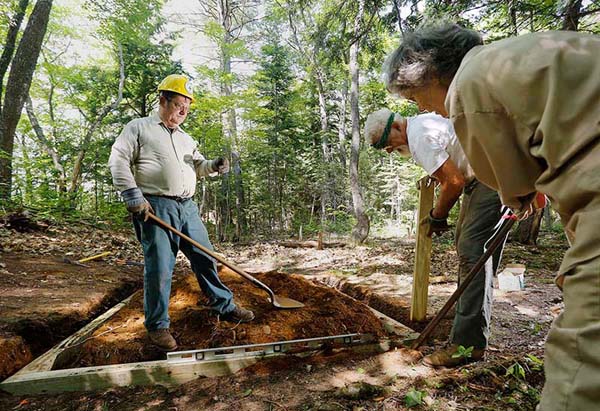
[0,331,32,379]
[57,268,389,368]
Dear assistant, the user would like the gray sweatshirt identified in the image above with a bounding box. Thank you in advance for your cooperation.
[108,113,216,198]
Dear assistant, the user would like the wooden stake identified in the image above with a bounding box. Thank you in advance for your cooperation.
[410,176,435,322]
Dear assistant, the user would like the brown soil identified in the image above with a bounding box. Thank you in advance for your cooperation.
[0,253,142,379]
[0,220,570,411]
[57,268,389,368]
[0,331,32,380]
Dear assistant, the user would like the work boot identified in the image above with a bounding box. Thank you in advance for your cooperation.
[148,329,178,351]
[423,344,485,368]
[219,306,255,323]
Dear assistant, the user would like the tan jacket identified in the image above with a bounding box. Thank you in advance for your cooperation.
[446,31,600,279]
[109,114,216,197]
[446,31,600,215]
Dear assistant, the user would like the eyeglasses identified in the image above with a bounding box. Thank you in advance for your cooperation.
[168,100,190,113]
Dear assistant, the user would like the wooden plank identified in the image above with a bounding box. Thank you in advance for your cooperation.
[0,357,255,395]
[0,340,394,395]
[410,176,435,322]
[1,277,414,395]
[367,306,417,339]
[10,293,137,375]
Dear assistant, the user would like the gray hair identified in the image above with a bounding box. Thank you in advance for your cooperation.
[364,108,404,146]
[383,23,483,96]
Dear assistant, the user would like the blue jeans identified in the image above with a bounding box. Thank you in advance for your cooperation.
[133,196,235,331]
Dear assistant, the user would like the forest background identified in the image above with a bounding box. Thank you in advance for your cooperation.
[0,0,598,244]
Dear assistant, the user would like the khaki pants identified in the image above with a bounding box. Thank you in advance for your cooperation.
[539,199,600,410]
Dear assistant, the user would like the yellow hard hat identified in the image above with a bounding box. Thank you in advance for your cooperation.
[157,74,195,102]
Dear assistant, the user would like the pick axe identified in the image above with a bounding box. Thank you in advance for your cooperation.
[410,215,516,349]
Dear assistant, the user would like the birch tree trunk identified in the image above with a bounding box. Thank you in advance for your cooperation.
[315,69,332,226]
[349,0,369,243]
[215,0,246,241]
[337,79,348,172]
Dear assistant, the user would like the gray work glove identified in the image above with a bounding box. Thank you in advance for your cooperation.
[421,209,452,237]
[121,187,154,222]
[212,157,230,174]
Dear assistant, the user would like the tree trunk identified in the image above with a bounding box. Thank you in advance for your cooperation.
[25,96,67,195]
[19,134,33,202]
[216,0,245,241]
[508,0,518,36]
[562,0,583,30]
[392,0,404,33]
[232,150,245,239]
[315,70,332,227]
[0,0,30,110]
[337,79,348,171]
[349,0,369,244]
[0,0,53,202]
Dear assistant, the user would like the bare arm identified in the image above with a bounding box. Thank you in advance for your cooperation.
[430,158,465,218]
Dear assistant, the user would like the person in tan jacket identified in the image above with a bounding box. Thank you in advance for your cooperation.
[383,24,600,410]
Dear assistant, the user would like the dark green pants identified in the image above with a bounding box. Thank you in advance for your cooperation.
[450,180,508,349]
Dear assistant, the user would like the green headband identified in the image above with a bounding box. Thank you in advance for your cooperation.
[372,113,395,149]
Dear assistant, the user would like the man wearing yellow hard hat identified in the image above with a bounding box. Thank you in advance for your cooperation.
[109,74,254,351]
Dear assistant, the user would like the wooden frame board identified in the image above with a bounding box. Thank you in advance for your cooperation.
[0,290,414,395]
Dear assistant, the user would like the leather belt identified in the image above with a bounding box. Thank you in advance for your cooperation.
[146,194,191,203]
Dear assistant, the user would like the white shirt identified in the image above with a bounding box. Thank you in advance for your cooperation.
[406,112,475,181]
[108,113,216,197]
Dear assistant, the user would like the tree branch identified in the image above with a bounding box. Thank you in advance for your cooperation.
[68,44,125,195]
[25,95,66,185]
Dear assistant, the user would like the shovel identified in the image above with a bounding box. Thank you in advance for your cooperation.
[147,213,304,309]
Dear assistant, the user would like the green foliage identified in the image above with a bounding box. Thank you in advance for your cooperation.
[405,387,426,407]
[506,362,526,381]
[496,355,544,406]
[86,0,183,117]
[239,35,317,236]
[525,353,544,371]
[8,0,599,239]
[452,345,474,360]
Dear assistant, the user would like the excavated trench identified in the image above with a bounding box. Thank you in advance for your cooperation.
[0,253,142,381]
[3,261,438,388]
[53,268,392,369]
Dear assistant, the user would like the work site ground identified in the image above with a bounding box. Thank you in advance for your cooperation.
[0,215,567,410]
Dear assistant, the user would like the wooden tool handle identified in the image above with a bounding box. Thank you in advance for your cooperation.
[411,216,515,349]
[78,251,112,263]
[147,213,273,291]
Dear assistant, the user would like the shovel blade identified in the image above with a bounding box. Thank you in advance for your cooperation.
[272,294,304,309]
